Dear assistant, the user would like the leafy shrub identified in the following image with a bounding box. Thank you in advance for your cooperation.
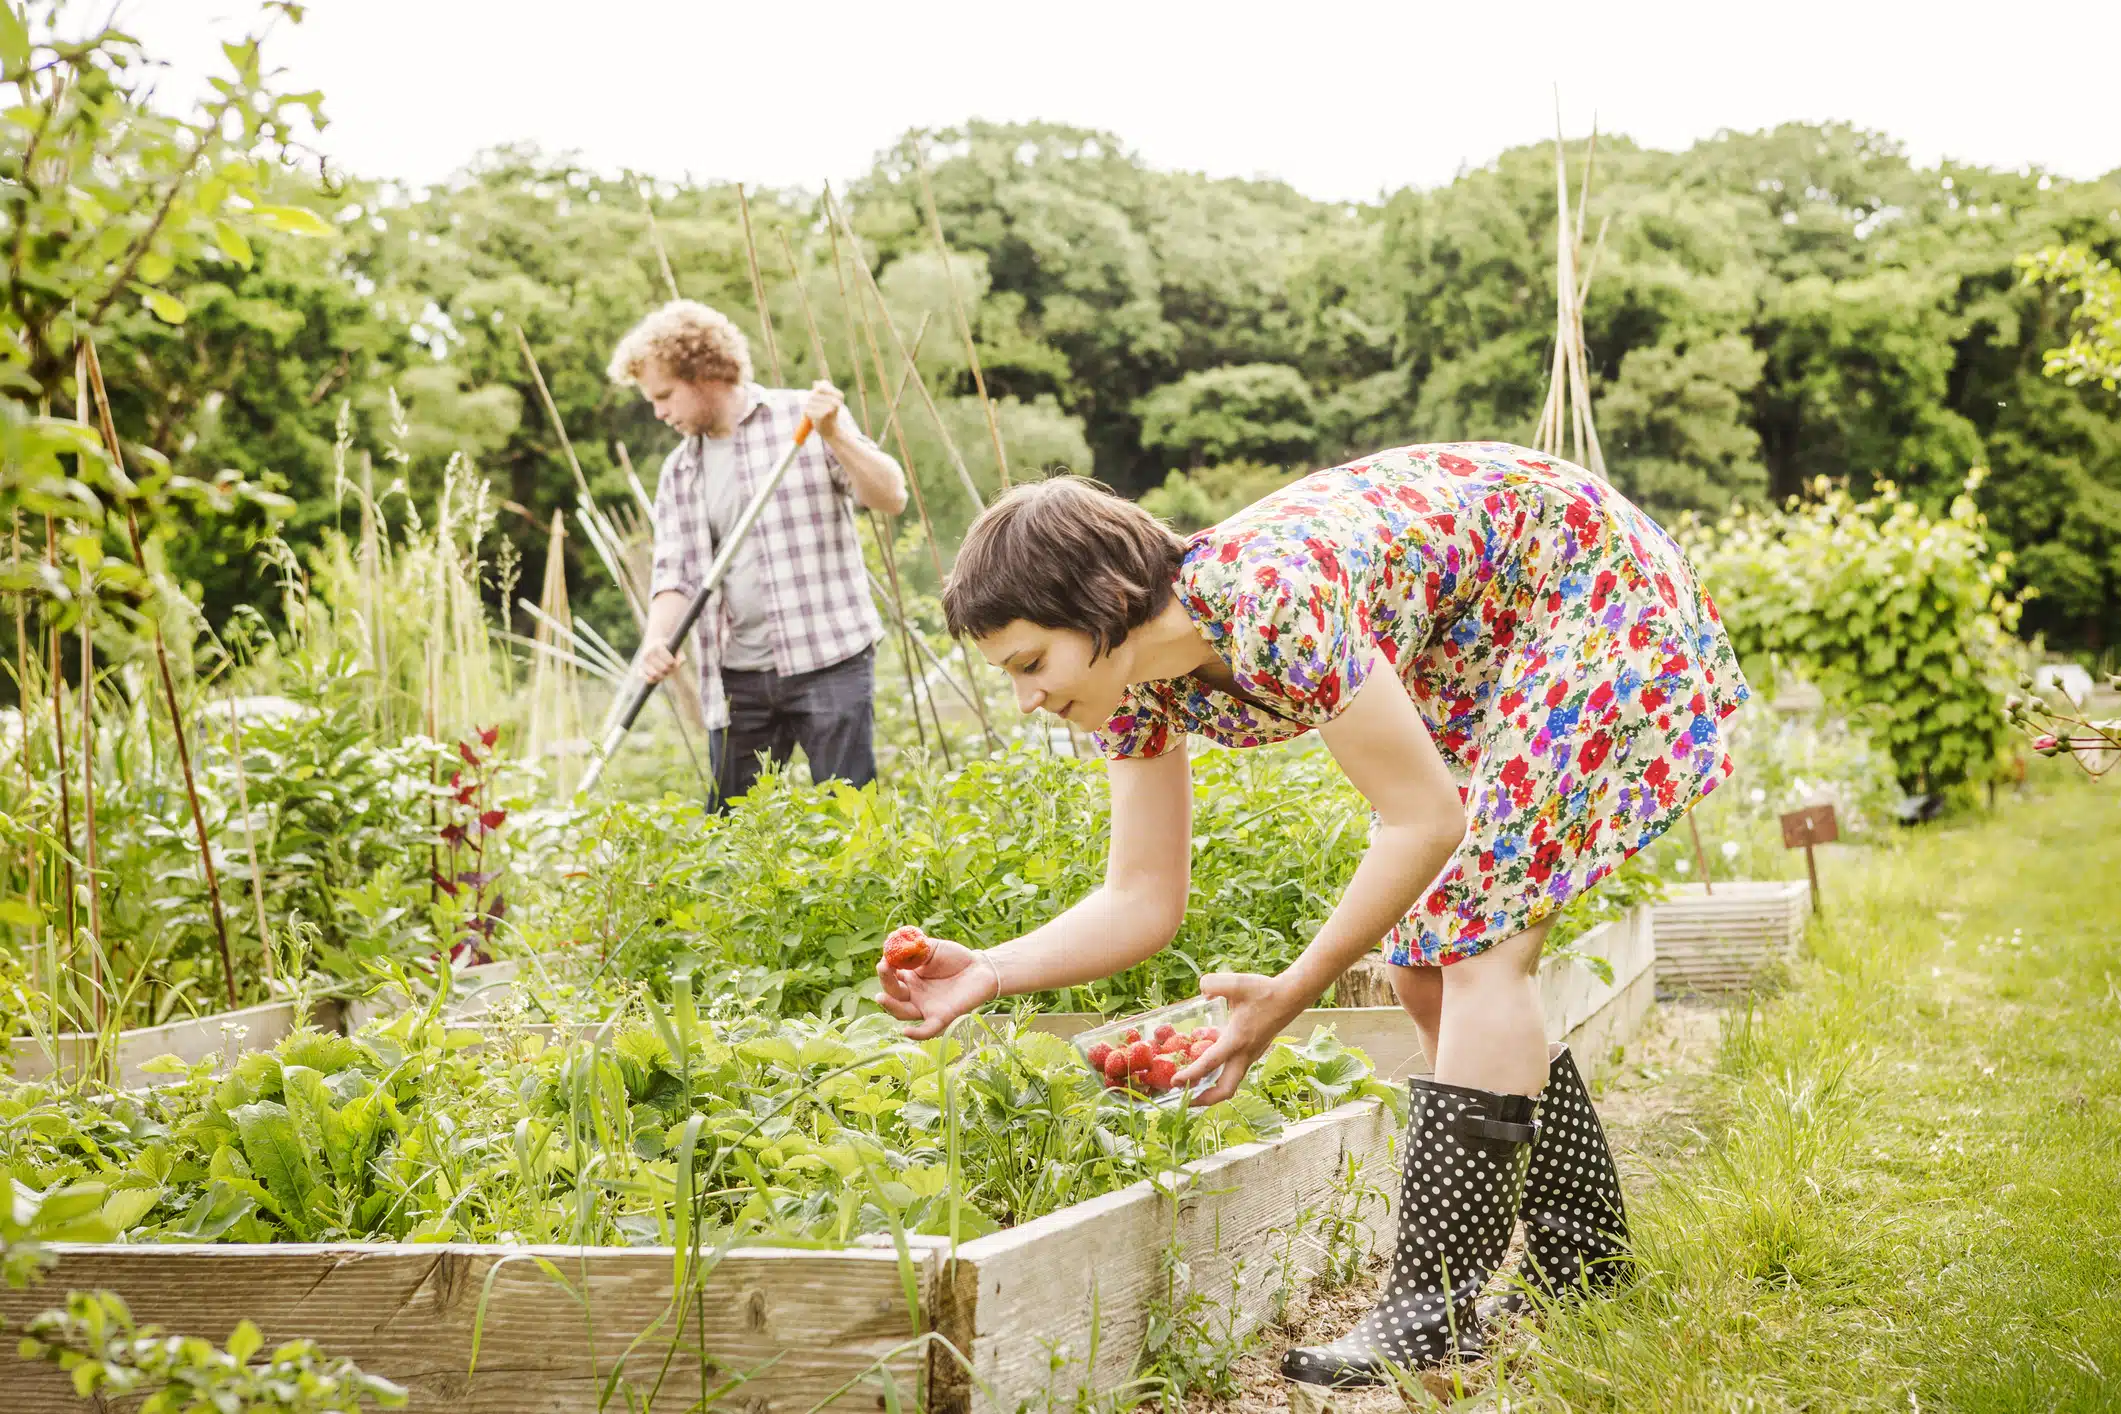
[1685,472,2023,796]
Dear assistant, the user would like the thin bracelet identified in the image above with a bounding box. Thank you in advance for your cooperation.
[978,951,1006,1005]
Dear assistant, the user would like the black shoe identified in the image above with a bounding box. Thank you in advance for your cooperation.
[1281,1078,1540,1388]
[1482,1043,1631,1321]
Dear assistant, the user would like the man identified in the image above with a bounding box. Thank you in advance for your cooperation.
[607,299,908,804]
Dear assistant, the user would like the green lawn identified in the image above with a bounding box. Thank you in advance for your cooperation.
[1496,772,2121,1412]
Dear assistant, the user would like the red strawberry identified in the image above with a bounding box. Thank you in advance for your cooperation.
[1197,1026,1220,1043]
[1086,1043,1113,1072]
[1103,1049,1130,1083]
[1188,1037,1213,1060]
[1146,1057,1177,1091]
[1127,1041,1154,1071]
[883,926,932,970]
[1152,1024,1177,1048]
[1123,1029,1142,1044]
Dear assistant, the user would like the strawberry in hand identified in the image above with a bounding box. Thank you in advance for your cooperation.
[883,925,933,971]
[875,929,1003,1040]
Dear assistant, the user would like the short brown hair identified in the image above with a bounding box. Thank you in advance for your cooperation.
[606,299,754,387]
[943,476,1188,658]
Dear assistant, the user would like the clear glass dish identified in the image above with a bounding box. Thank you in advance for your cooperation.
[1071,995,1228,1106]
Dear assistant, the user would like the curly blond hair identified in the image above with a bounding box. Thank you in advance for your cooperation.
[606,299,754,387]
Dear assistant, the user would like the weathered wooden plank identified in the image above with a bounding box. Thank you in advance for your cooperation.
[1654,880,1810,992]
[0,1243,933,1414]
[947,1098,1402,1414]
[953,922,1660,1412]
[5,1000,330,1088]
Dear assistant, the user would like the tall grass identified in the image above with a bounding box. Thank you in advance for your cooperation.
[1489,770,2121,1413]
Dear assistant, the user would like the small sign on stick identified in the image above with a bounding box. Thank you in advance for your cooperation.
[1780,803,1838,914]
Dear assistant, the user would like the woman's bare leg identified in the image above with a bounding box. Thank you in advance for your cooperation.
[1388,962,1442,1070]
[1433,919,1552,1096]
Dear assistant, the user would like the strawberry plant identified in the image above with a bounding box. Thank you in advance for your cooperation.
[0,992,1399,1249]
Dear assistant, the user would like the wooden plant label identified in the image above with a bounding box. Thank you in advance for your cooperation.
[1779,803,1839,848]
[1780,803,1838,914]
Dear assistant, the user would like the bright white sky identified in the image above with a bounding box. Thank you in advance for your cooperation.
[122,0,2121,201]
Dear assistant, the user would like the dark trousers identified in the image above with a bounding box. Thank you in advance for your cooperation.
[708,645,877,808]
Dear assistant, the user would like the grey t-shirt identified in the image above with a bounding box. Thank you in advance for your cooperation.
[698,436,777,671]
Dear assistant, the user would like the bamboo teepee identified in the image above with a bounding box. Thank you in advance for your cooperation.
[1531,97,1610,480]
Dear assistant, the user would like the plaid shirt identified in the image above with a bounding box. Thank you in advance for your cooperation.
[649,384,886,729]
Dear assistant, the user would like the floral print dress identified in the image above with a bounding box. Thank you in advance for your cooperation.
[1095,442,1750,966]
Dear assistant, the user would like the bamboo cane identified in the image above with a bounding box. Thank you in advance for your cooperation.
[77,526,102,1032]
[823,204,955,761]
[736,183,785,385]
[831,189,1003,752]
[645,202,682,302]
[224,695,274,981]
[825,192,987,513]
[612,441,656,520]
[513,325,594,502]
[81,337,239,1009]
[44,514,75,976]
[11,512,44,1004]
[774,225,942,761]
[915,148,1011,489]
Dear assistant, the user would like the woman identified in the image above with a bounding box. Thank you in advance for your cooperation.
[877,441,1746,1386]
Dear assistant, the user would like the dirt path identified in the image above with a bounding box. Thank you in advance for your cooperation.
[1176,996,1727,1414]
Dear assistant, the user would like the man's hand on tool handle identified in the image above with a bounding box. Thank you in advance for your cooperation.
[804,380,846,440]
[636,644,678,684]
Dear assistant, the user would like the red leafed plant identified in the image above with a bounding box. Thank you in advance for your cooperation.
[432,726,509,967]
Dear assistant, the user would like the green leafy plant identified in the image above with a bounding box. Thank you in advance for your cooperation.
[1686,471,2024,798]
[18,1291,407,1411]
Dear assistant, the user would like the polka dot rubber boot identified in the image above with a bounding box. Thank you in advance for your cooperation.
[1280,1077,1539,1389]
[1482,1043,1632,1321]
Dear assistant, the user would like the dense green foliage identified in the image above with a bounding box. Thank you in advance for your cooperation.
[1688,473,2024,794]
[43,48,2112,648]
[0,996,1394,1246]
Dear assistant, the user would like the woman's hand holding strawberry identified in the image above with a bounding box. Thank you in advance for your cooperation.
[875,926,1003,1040]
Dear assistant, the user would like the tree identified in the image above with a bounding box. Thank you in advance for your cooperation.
[1135,364,1318,468]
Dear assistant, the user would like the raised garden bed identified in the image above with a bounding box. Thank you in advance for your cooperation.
[0,1096,1399,1414]
[5,999,333,1088]
[4,955,538,1088]
[1,922,1660,1413]
[1651,880,1811,992]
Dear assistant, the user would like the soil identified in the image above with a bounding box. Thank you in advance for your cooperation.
[1157,996,1727,1414]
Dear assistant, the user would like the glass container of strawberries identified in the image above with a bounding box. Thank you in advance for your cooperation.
[1071,996,1228,1105]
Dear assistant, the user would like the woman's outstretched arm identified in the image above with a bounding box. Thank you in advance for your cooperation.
[877,744,1193,1038]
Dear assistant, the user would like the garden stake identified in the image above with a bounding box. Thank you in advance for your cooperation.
[826,191,986,513]
[916,147,1011,488]
[612,440,656,520]
[76,527,102,1031]
[513,325,594,501]
[224,694,275,979]
[645,201,681,301]
[778,225,946,762]
[577,415,818,797]
[43,513,76,972]
[82,337,238,1008]
[735,183,785,385]
[829,187,1005,752]
[11,512,39,993]
[1687,812,1714,895]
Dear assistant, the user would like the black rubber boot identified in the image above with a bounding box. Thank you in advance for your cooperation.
[1281,1078,1539,1389]
[1482,1043,1631,1321]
